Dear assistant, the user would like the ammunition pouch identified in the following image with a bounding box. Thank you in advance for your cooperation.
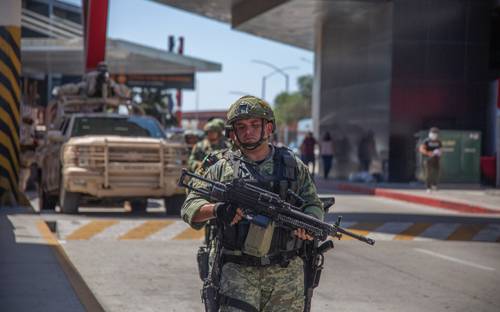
[197,246,210,281]
[242,219,275,257]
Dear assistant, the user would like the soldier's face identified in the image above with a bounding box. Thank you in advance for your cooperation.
[206,131,220,143]
[233,118,271,144]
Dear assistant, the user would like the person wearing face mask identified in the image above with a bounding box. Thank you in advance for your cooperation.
[181,95,323,312]
[188,118,231,173]
[419,127,442,192]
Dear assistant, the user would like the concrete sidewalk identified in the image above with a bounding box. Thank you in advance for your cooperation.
[0,207,93,312]
[314,178,500,214]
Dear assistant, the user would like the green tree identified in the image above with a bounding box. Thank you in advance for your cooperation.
[297,75,312,99]
[273,74,312,127]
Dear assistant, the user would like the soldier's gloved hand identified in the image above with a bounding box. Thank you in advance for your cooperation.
[293,228,314,241]
[213,203,237,225]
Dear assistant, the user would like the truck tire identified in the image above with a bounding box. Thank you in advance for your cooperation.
[38,186,57,210]
[60,187,80,214]
[131,199,148,213]
[164,194,186,216]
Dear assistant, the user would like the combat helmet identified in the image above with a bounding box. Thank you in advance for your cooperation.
[203,119,224,133]
[226,95,275,150]
[226,95,275,132]
[210,118,226,132]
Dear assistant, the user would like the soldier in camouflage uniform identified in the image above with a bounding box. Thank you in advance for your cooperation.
[181,95,323,312]
[19,113,37,192]
[188,119,231,173]
[209,118,226,135]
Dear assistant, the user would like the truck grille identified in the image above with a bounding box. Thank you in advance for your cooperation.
[108,146,160,163]
[74,143,187,170]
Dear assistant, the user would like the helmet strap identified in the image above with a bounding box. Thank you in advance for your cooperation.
[233,119,268,151]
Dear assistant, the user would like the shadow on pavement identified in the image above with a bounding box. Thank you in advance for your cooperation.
[0,208,85,312]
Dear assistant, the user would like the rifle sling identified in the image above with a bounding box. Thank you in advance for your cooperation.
[219,294,259,312]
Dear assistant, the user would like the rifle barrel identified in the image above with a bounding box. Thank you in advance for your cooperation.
[335,226,375,245]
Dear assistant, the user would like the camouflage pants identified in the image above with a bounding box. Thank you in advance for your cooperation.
[219,256,304,312]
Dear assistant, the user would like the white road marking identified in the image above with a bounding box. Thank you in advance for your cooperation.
[147,220,191,241]
[52,220,500,242]
[413,223,460,241]
[367,222,414,241]
[91,220,141,240]
[414,248,496,271]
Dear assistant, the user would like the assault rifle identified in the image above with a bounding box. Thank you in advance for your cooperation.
[179,169,375,245]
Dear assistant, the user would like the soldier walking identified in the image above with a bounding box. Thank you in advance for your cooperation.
[181,96,323,312]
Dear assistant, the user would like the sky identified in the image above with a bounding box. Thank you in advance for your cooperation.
[64,0,313,112]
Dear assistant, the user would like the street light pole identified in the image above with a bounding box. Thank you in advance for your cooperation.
[195,78,200,129]
[252,60,298,96]
[229,91,251,97]
[262,75,266,99]
[252,60,299,145]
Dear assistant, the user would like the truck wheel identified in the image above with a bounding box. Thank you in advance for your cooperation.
[60,187,80,214]
[131,199,148,213]
[164,194,186,216]
[38,187,56,210]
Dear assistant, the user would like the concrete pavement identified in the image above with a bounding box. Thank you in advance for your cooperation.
[0,206,101,312]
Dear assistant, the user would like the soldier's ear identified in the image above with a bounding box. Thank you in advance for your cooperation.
[264,121,273,134]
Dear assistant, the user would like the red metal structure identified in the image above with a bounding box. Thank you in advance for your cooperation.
[82,0,109,72]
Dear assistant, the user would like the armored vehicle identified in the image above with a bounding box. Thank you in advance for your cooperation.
[38,112,188,215]
[37,66,188,215]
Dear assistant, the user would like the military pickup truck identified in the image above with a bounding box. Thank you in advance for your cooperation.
[37,112,188,215]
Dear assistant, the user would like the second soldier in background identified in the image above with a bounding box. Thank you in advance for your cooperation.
[188,118,231,173]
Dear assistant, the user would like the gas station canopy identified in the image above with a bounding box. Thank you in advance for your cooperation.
[21,37,222,76]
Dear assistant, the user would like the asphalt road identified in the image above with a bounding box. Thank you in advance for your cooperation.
[29,192,500,312]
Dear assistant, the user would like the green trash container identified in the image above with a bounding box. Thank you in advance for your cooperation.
[415,130,481,184]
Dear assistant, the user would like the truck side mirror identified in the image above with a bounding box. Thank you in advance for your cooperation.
[47,130,64,142]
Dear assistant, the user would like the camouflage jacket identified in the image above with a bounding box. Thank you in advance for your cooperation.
[181,145,324,230]
[187,138,231,172]
[195,148,233,177]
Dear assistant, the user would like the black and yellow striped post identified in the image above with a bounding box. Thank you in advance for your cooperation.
[0,1,29,207]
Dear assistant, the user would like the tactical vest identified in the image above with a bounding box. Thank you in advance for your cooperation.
[220,146,304,266]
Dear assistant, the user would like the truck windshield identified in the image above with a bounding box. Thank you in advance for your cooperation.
[72,116,165,139]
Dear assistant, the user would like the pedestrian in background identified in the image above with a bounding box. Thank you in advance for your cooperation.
[358,130,376,172]
[320,132,334,179]
[300,131,317,176]
[419,127,442,192]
